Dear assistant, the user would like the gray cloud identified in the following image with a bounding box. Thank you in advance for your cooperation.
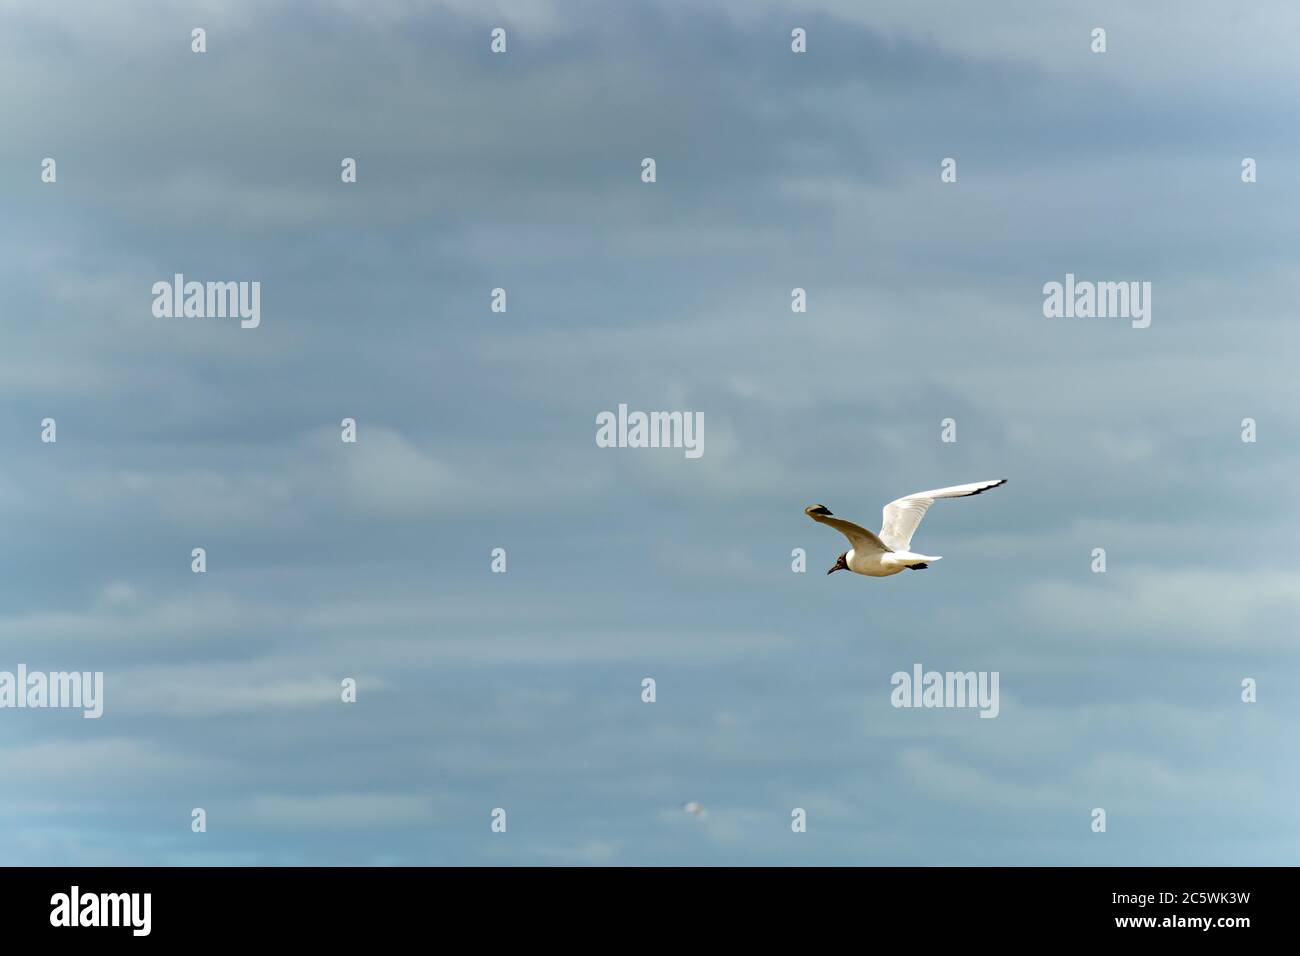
[1,0,1296,865]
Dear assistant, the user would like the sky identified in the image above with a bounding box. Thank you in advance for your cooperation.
[1,0,1298,865]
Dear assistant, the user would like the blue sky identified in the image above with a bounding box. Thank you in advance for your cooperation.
[1,0,1298,865]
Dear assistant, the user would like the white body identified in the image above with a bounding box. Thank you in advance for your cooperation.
[845,547,939,577]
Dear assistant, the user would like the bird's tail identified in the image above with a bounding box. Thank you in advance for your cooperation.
[896,552,942,567]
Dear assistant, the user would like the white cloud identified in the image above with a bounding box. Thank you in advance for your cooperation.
[1020,568,1300,647]
[241,792,434,828]
[0,737,223,783]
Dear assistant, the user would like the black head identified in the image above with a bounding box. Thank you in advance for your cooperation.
[827,552,849,575]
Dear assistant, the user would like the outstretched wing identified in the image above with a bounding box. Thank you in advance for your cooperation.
[878,479,1006,551]
[804,505,890,554]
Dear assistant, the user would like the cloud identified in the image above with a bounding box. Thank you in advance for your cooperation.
[109,664,377,717]
[1020,569,1300,648]
[1,0,1297,866]
[0,737,223,785]
[526,839,622,864]
[330,426,461,516]
[240,792,434,829]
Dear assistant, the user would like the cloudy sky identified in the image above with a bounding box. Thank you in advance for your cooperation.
[2,0,1298,865]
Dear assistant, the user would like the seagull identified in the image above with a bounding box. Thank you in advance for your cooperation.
[805,479,1006,577]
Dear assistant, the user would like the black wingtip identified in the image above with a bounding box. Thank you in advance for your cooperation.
[805,504,833,517]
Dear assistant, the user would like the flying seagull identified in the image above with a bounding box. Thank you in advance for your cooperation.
[805,479,1006,577]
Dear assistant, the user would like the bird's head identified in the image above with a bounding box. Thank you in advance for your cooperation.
[827,552,849,575]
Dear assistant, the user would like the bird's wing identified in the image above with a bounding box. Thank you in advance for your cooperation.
[878,479,1006,551]
[804,505,890,554]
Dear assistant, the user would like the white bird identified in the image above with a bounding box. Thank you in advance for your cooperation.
[805,479,1006,577]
